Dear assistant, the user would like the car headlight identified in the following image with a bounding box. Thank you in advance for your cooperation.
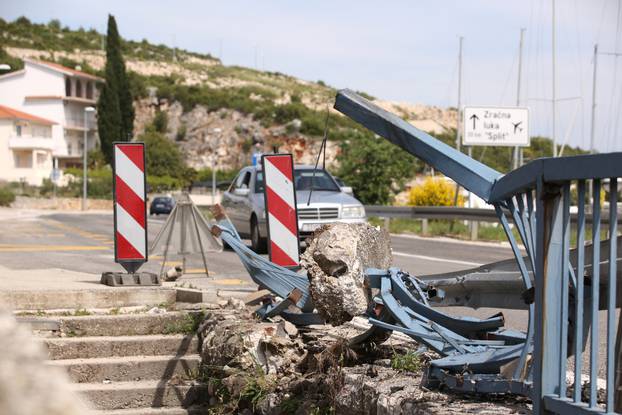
[341,205,365,219]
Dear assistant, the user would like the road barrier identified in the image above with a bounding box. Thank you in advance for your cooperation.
[335,89,622,414]
[366,204,621,241]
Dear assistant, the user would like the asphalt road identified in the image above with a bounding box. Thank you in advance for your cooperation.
[1,210,613,378]
[0,212,514,277]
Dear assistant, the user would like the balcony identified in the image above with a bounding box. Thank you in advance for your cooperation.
[8,136,55,151]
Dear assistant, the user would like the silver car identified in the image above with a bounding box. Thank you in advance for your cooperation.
[221,164,366,253]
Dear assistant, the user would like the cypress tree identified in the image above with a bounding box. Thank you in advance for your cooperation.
[96,58,121,163]
[96,15,134,163]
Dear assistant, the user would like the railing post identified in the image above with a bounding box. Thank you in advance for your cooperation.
[383,217,391,232]
[533,179,564,414]
[470,221,478,241]
[422,218,429,235]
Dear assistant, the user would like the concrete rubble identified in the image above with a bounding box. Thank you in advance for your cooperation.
[301,223,392,325]
[197,305,532,414]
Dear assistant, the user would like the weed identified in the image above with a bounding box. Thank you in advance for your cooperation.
[65,329,77,337]
[309,405,335,415]
[239,367,276,411]
[280,396,301,414]
[162,311,205,335]
[109,307,120,315]
[73,308,91,316]
[157,302,175,311]
[390,349,422,372]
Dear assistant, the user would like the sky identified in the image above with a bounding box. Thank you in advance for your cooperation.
[2,0,621,152]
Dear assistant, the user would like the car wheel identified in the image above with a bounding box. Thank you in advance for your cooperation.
[250,217,267,254]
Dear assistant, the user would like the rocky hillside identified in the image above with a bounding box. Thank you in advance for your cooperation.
[1,17,459,171]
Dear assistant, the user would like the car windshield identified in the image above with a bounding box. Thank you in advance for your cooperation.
[153,197,171,204]
[255,169,340,193]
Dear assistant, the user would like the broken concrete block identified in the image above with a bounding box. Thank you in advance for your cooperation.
[301,223,392,325]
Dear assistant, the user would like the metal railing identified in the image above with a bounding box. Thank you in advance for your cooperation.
[334,89,622,413]
[488,154,622,414]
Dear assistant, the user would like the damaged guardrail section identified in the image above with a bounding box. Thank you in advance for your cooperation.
[208,90,622,414]
[333,89,622,414]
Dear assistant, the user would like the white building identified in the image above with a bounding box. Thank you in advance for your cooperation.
[0,59,103,182]
[0,104,56,185]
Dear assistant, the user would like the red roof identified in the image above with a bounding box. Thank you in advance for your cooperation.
[26,59,103,82]
[0,104,57,125]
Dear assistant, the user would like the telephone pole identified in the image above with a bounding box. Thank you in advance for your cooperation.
[456,36,463,152]
[552,0,557,157]
[590,44,598,155]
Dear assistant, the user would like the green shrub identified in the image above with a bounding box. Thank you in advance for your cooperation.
[0,187,16,206]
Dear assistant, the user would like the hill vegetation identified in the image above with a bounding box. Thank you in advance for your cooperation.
[0,16,589,204]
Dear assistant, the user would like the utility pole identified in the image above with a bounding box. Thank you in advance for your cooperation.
[451,37,464,222]
[514,28,525,169]
[590,44,599,155]
[552,0,557,157]
[456,36,463,152]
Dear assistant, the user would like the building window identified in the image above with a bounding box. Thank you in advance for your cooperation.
[86,82,93,99]
[16,125,22,137]
[75,80,82,97]
[14,152,32,168]
[37,153,47,167]
[65,77,72,96]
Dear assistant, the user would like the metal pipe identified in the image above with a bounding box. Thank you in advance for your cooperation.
[590,179,601,408]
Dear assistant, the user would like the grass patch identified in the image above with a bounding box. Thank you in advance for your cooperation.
[390,349,422,372]
[163,311,205,335]
[239,366,276,411]
[368,217,518,242]
[73,308,92,316]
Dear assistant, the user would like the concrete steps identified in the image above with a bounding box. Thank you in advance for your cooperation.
[73,380,209,411]
[49,354,201,383]
[45,334,198,360]
[92,407,209,415]
[34,311,209,413]
[3,287,176,311]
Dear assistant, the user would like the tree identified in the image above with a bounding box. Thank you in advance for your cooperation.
[336,132,417,205]
[97,15,134,163]
[139,131,186,177]
[96,57,121,163]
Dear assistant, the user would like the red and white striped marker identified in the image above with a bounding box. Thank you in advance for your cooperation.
[262,154,300,267]
[113,142,148,273]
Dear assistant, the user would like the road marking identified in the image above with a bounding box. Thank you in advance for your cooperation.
[184,268,209,274]
[212,278,247,286]
[161,261,183,266]
[392,251,482,267]
[0,245,109,252]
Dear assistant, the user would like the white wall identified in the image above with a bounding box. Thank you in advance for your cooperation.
[0,63,68,157]
[0,119,53,185]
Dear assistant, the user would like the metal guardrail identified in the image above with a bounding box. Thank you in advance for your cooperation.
[366,204,621,224]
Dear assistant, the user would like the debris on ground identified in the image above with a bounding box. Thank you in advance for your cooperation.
[197,308,533,414]
[301,223,392,325]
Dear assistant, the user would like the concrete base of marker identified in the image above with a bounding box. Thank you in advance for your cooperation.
[100,272,161,287]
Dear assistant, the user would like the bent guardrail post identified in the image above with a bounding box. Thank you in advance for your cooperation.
[209,205,323,325]
[334,89,502,202]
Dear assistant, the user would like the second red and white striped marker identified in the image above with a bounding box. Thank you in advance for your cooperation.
[113,142,148,273]
[262,154,300,267]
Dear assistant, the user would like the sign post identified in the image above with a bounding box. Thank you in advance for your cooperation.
[463,107,530,147]
[262,154,300,268]
[102,142,159,286]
